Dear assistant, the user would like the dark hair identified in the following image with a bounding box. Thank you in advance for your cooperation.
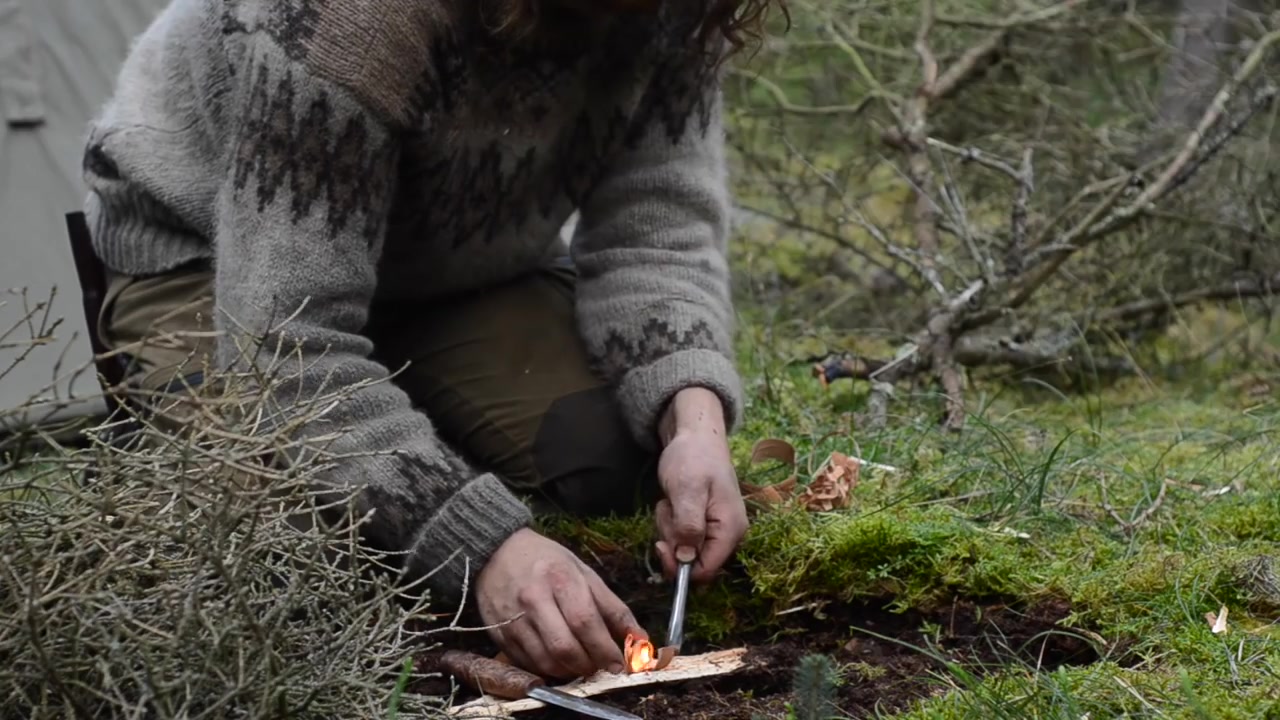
[495,0,790,60]
[699,0,790,59]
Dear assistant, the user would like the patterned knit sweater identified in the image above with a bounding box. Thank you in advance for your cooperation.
[82,0,743,605]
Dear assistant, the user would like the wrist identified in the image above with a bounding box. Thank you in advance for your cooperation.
[658,386,727,447]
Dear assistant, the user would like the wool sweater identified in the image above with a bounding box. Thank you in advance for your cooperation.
[82,0,743,606]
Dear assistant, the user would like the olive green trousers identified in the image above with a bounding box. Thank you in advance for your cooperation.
[98,259,660,518]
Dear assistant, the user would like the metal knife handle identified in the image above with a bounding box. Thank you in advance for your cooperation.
[438,649,545,701]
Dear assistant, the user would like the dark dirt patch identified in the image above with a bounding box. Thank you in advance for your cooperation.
[411,544,1107,719]
[510,596,1100,719]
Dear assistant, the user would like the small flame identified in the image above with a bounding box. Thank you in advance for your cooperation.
[624,633,657,673]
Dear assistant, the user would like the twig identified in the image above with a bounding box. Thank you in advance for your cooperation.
[926,138,1023,182]
[936,0,1086,30]
[731,203,901,278]
[1099,477,1171,535]
[775,140,947,295]
[932,29,1007,101]
[728,68,877,117]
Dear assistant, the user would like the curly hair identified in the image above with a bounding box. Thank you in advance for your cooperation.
[699,0,790,58]
[495,0,790,60]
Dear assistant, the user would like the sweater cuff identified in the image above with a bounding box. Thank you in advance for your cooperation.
[616,348,743,451]
[407,473,533,608]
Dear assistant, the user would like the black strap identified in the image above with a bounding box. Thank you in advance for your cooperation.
[65,211,128,401]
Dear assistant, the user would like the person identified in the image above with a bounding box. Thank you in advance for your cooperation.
[81,0,782,682]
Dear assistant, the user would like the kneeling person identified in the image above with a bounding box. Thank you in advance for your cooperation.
[82,0,775,680]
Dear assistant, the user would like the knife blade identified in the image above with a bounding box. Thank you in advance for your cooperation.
[434,649,642,720]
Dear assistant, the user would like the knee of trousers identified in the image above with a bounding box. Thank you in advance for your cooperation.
[530,385,659,518]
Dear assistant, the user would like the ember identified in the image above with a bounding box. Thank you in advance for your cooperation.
[624,633,656,673]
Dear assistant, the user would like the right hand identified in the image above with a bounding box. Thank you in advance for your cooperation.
[475,527,645,680]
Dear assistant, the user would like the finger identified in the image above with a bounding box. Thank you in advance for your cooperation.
[497,628,538,677]
[502,621,561,680]
[690,532,735,584]
[515,584,578,679]
[527,614,588,680]
[554,569,625,675]
[654,501,678,578]
[585,568,646,646]
[667,480,710,558]
[690,502,749,584]
[529,573,595,679]
[654,539,677,580]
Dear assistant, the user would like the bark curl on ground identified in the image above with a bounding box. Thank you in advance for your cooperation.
[729,0,1279,430]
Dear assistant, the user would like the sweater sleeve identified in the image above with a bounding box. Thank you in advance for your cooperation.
[214,40,531,607]
[570,47,744,450]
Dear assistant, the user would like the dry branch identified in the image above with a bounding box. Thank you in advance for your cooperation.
[742,3,1279,430]
[973,30,1280,330]
[1,323,464,719]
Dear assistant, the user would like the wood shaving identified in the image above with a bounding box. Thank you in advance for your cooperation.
[447,648,748,717]
[739,439,878,512]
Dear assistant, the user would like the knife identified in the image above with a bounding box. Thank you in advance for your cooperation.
[434,649,642,720]
[664,558,693,652]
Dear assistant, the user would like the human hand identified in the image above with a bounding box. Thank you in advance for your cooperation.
[653,387,748,584]
[475,527,646,680]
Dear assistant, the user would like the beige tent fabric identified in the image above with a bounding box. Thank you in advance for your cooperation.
[0,0,168,428]
[0,0,44,126]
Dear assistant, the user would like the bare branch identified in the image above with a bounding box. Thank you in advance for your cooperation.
[1006,148,1036,276]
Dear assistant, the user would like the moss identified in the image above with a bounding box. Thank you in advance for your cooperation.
[531,299,1280,717]
[536,514,655,557]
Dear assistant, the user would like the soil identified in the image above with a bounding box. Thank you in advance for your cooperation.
[412,547,1107,719]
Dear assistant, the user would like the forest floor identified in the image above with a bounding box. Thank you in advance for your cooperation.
[5,290,1280,720]
[421,302,1280,719]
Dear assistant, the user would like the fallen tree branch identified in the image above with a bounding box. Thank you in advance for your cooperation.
[814,329,1136,387]
[815,268,1278,390]
[1087,271,1280,326]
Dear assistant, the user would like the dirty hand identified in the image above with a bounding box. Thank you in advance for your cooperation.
[475,527,646,680]
[653,387,748,584]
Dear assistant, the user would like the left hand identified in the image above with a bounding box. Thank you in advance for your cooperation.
[652,387,748,584]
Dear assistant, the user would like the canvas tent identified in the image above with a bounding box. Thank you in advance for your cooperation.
[0,0,169,430]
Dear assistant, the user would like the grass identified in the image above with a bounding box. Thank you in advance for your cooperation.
[5,284,1277,719]
[541,298,1280,718]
